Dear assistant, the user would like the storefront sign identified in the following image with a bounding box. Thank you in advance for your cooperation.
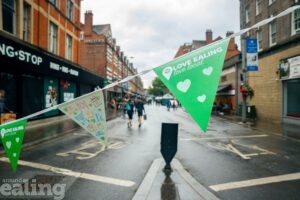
[0,35,79,78]
[289,56,300,78]
[0,43,43,66]
[279,55,300,79]
[50,62,79,76]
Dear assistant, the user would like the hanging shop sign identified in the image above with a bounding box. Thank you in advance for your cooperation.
[246,38,258,71]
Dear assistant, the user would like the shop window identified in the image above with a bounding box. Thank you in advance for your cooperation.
[49,22,58,54]
[44,77,59,117]
[2,0,16,34]
[0,73,17,115]
[60,80,76,103]
[286,79,300,118]
[22,75,43,117]
[23,2,31,42]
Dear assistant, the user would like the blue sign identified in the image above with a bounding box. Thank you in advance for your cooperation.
[246,38,258,53]
[246,38,258,71]
[121,82,128,92]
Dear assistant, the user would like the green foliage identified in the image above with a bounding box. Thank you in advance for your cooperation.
[147,77,168,96]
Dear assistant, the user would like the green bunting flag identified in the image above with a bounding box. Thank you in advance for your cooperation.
[58,90,107,143]
[0,119,27,172]
[154,39,230,132]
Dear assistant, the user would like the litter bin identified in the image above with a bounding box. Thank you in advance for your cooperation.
[246,105,256,119]
[238,105,256,119]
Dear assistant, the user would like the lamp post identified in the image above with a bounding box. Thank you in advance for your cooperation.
[241,38,248,123]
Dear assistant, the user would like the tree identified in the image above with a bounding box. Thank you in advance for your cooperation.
[147,77,168,96]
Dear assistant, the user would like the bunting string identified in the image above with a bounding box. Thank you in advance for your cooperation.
[1,5,299,127]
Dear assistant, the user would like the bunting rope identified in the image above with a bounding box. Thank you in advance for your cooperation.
[2,5,300,126]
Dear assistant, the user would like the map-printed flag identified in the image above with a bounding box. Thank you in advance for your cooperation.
[154,39,230,132]
[58,90,107,143]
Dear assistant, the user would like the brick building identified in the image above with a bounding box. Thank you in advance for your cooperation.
[80,11,144,104]
[174,30,241,111]
[240,0,300,137]
[0,0,104,120]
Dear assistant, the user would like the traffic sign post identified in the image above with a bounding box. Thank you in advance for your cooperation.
[160,123,178,173]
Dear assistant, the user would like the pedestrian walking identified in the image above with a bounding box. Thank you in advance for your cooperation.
[126,99,134,128]
[135,98,145,128]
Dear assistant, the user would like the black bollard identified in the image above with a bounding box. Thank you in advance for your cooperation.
[160,123,178,172]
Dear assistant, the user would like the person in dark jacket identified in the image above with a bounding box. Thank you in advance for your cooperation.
[126,99,134,128]
[135,98,145,128]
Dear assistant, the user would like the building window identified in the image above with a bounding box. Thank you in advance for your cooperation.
[66,34,72,60]
[245,7,250,24]
[66,0,73,20]
[49,0,58,7]
[49,22,58,54]
[269,0,276,5]
[257,29,262,51]
[2,0,16,34]
[23,3,31,42]
[256,0,262,15]
[269,21,277,46]
[292,8,300,35]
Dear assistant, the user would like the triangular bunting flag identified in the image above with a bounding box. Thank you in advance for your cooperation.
[58,90,107,143]
[154,39,230,132]
[0,119,27,172]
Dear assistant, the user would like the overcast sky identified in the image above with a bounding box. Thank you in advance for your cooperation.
[81,0,241,88]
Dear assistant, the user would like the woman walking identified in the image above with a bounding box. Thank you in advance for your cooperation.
[126,99,134,128]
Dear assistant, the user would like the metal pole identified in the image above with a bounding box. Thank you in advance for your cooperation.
[240,0,247,123]
[235,63,239,115]
[241,38,247,123]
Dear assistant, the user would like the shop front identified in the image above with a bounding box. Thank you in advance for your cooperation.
[279,55,300,138]
[0,33,104,121]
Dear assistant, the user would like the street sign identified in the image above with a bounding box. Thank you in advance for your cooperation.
[160,123,178,171]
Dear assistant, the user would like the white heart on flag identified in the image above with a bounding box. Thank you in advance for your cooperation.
[16,137,20,143]
[177,79,191,93]
[197,95,206,103]
[13,153,17,157]
[6,141,12,149]
[1,129,6,138]
[162,66,173,80]
[203,66,213,76]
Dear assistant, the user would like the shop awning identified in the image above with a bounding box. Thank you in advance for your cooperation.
[217,84,232,92]
[217,84,234,96]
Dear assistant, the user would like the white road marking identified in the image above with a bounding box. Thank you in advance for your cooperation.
[56,140,125,160]
[210,172,300,192]
[0,157,135,187]
[181,134,268,141]
[206,138,275,160]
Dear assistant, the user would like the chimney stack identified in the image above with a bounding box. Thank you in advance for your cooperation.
[84,10,93,35]
[226,31,236,50]
[206,29,213,44]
